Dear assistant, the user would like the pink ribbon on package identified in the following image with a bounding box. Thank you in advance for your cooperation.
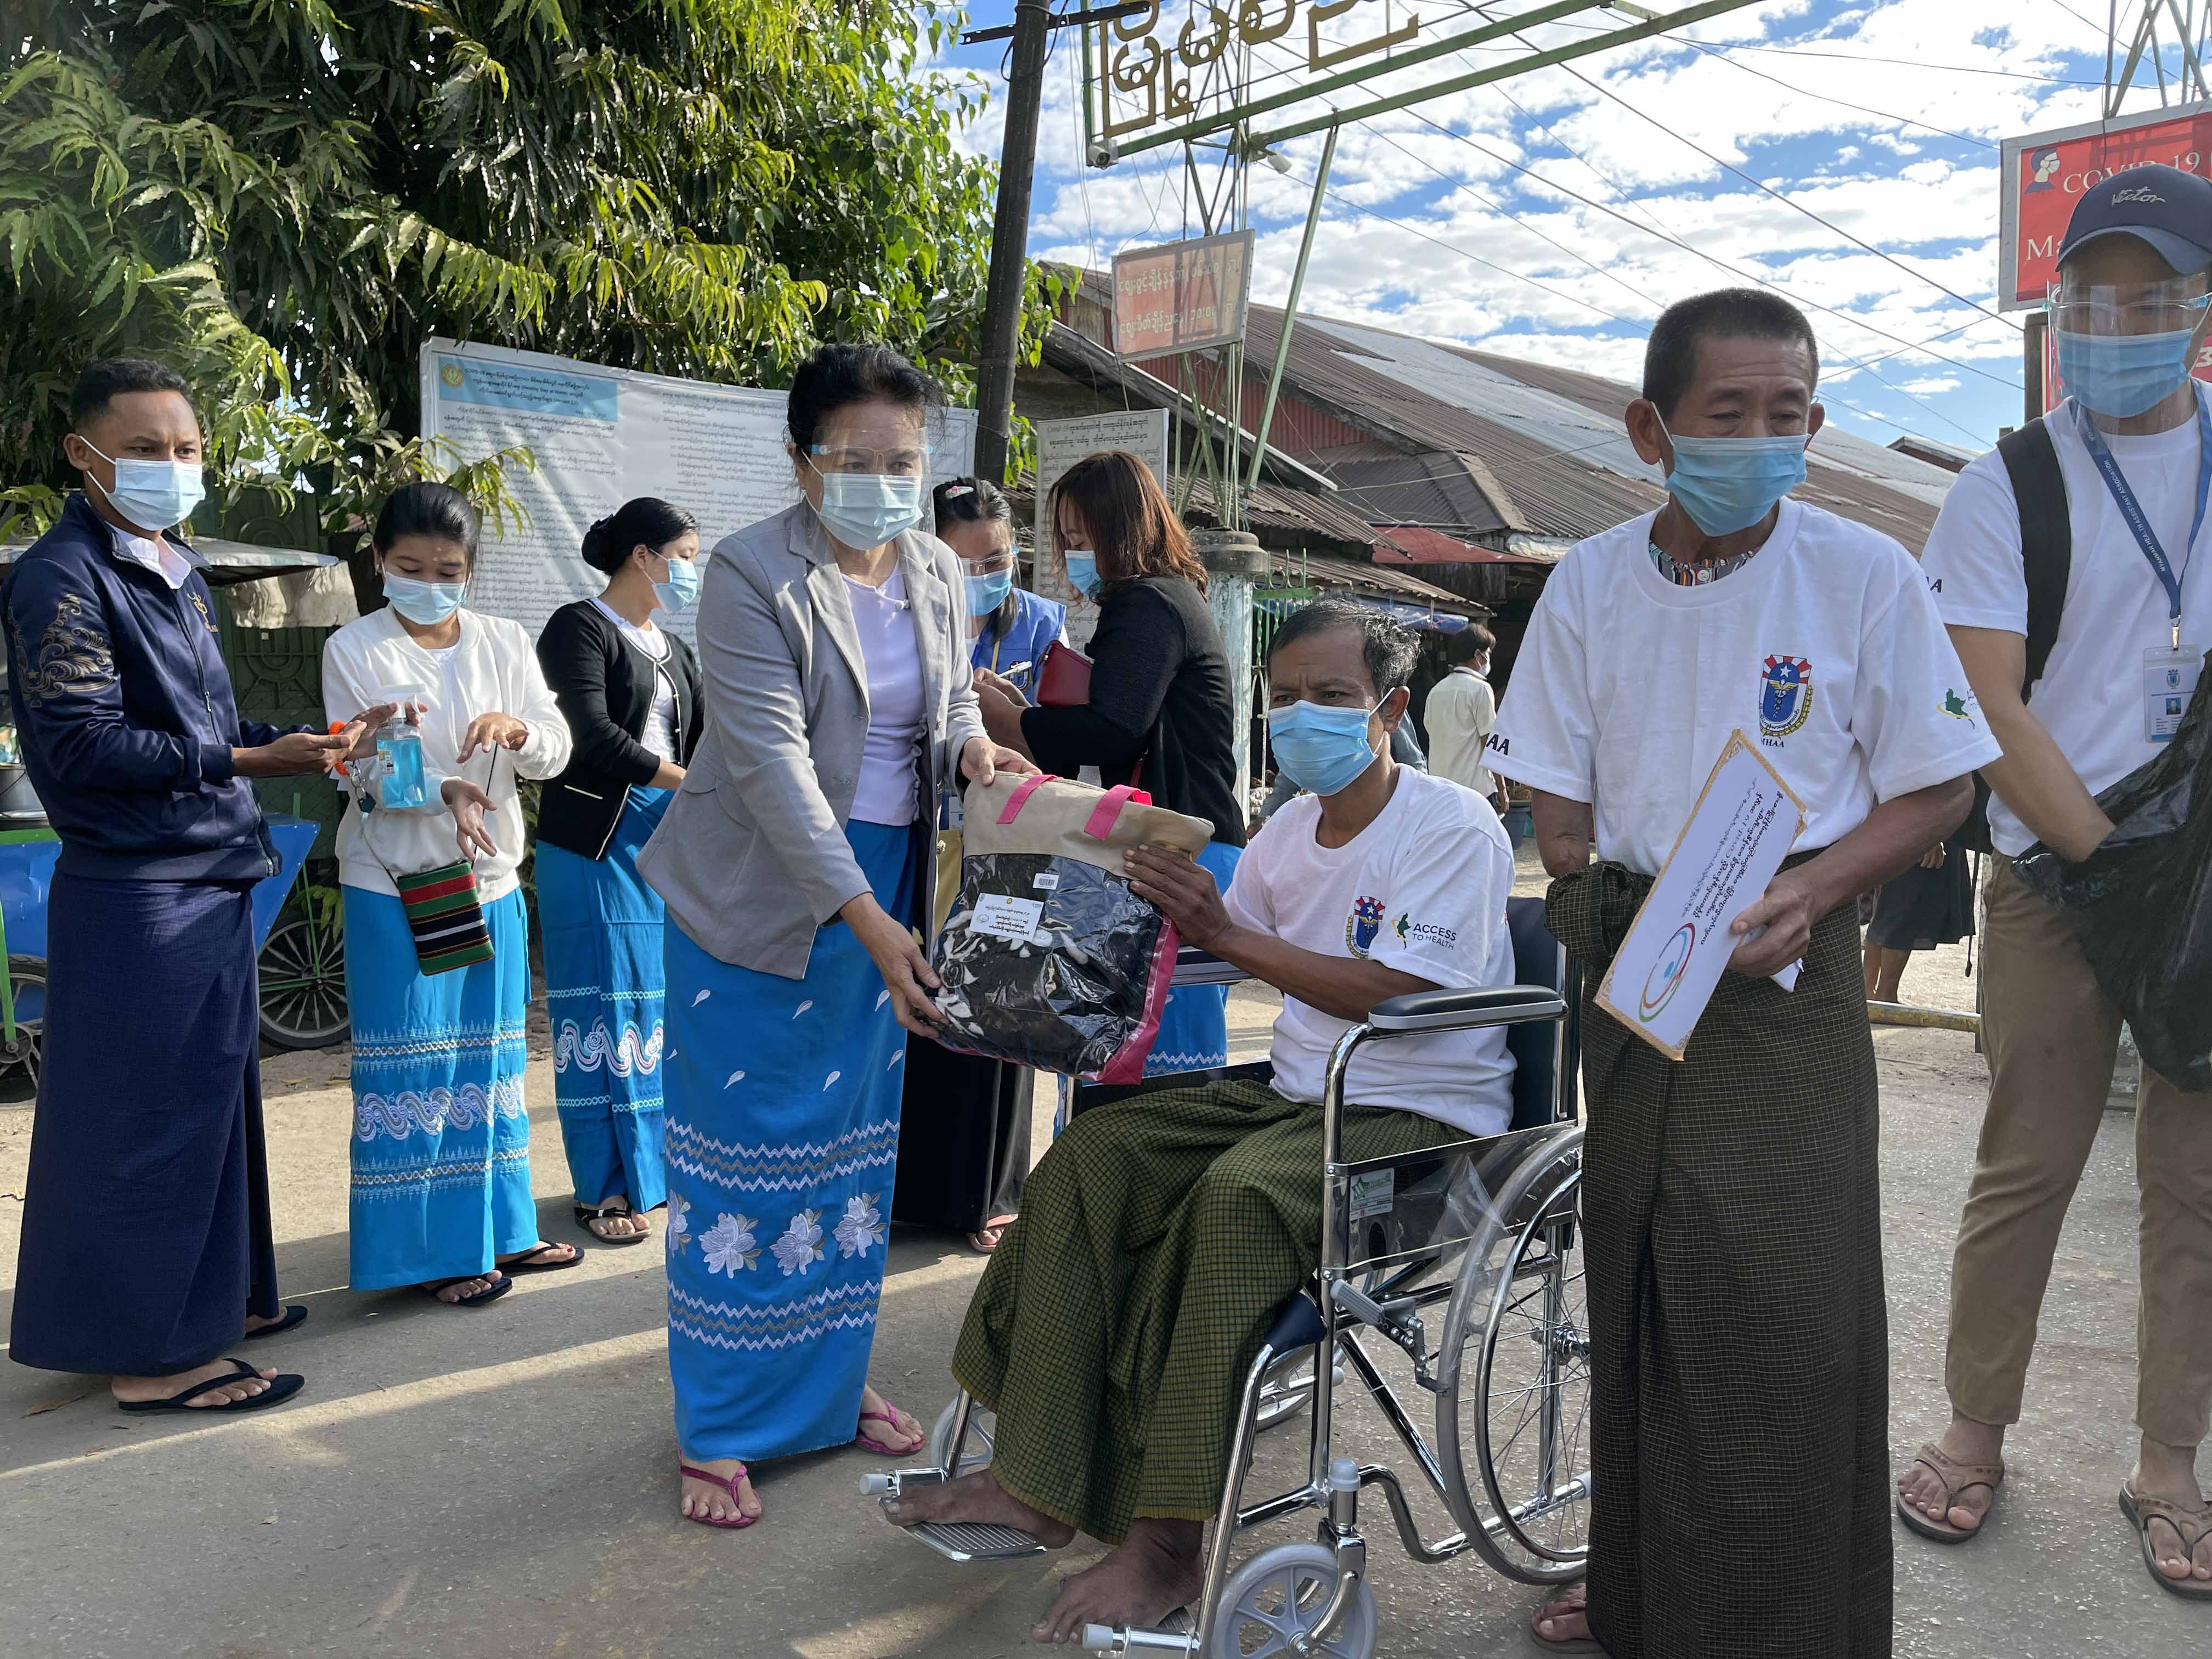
[1082,785,1153,841]
[995,773,1059,824]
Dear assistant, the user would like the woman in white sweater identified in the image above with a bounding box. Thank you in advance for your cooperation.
[322,483,576,1305]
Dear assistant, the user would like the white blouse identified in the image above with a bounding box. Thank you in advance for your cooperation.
[322,608,573,900]
[845,567,926,826]
[591,597,678,763]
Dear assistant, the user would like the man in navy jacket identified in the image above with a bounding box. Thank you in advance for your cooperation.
[5,358,388,1414]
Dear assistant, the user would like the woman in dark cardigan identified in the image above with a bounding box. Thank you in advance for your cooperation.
[974,450,1245,1074]
[535,498,704,1243]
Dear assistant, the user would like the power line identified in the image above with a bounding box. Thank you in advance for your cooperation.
[1293,169,1641,327]
[1392,104,2023,392]
[1348,125,1663,319]
[1543,57,2021,329]
[1232,19,2026,391]
[1283,149,1997,449]
[1352,118,2007,443]
[2036,0,2114,38]
[1657,33,1998,151]
[1708,43,2099,86]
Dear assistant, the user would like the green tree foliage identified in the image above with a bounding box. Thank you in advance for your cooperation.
[1,0,1037,545]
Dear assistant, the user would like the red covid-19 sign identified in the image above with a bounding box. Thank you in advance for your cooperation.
[2001,103,2212,311]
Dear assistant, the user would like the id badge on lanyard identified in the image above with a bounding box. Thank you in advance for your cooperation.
[2076,396,2212,742]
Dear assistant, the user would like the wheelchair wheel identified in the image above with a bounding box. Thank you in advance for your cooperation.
[1432,1125,1590,1584]
[1206,1542,1376,1659]
[927,1397,997,1480]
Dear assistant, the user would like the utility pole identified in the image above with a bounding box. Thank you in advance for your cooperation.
[972,0,1053,487]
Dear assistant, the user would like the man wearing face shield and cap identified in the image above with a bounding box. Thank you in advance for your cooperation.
[1900,165,2212,1596]
[1487,290,1999,1657]
[4,359,390,1416]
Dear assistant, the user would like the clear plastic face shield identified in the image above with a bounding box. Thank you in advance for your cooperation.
[804,439,933,478]
[2049,272,2212,338]
[2048,272,2212,419]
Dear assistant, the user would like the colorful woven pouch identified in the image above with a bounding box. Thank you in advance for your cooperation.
[393,859,495,975]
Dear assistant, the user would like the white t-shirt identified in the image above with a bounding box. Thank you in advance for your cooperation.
[1223,768,1517,1137]
[591,597,678,763]
[1487,501,2001,875]
[846,567,926,826]
[1920,391,2212,856]
[1424,667,1497,793]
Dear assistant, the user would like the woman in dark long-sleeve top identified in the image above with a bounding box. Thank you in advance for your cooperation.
[535,497,704,1244]
[973,450,1245,1074]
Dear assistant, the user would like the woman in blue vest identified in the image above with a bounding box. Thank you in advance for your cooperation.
[935,477,1065,696]
[919,478,1065,1252]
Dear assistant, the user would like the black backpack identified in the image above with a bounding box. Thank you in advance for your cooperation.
[1952,419,2073,854]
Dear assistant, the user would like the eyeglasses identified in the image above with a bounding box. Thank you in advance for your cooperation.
[806,442,932,477]
[2049,278,2212,336]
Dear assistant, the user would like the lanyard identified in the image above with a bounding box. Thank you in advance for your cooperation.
[2075,392,2212,648]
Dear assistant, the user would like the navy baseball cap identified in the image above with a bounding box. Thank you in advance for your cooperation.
[2059,162,2212,276]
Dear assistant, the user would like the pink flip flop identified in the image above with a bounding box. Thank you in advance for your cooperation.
[855,1401,926,1457]
[678,1462,759,1530]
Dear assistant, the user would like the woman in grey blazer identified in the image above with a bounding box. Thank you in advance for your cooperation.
[639,345,1030,1531]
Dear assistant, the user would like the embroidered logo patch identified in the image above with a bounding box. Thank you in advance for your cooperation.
[1941,687,1975,720]
[1759,655,1814,740]
[1346,895,1386,958]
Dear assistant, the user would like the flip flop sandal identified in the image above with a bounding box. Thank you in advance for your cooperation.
[116,1358,305,1415]
[1895,1442,2003,1543]
[679,1462,760,1530]
[967,1214,1019,1255]
[421,1271,512,1306]
[576,1201,650,1245]
[242,1305,308,1341]
[500,1241,584,1274]
[1526,1589,1605,1655]
[2120,1483,2212,1600]
[855,1401,926,1457]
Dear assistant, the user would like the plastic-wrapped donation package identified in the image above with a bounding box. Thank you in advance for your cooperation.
[2015,657,2212,1093]
[930,772,1214,1082]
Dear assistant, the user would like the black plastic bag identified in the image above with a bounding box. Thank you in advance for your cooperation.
[929,774,1212,1082]
[2014,654,2212,1092]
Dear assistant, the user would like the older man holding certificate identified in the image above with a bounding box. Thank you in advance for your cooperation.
[1486,289,1998,1659]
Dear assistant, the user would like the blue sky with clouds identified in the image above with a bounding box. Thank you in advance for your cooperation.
[928,0,2190,454]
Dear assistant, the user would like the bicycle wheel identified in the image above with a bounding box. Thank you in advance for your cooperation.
[258,912,349,1049]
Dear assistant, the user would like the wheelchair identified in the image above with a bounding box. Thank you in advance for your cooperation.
[868,896,1589,1657]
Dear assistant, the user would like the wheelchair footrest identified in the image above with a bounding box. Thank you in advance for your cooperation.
[903,1519,1051,1562]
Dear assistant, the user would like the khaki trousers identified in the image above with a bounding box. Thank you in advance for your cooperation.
[1946,856,2212,1447]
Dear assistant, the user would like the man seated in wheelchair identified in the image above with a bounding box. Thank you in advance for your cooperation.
[883,596,1519,1640]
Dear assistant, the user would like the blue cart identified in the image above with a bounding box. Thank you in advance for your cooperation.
[0,814,321,1098]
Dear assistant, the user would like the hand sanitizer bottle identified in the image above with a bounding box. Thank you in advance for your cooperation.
[376,688,430,810]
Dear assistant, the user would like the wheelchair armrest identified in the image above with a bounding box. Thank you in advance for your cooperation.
[1367,984,1566,1034]
[1170,945,1252,989]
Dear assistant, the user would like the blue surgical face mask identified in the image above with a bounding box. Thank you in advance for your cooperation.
[2053,325,2202,419]
[964,568,1013,616]
[382,573,467,626]
[1268,699,1385,797]
[813,471,926,550]
[653,554,702,614]
[1656,414,1809,537]
[81,441,205,533]
[1062,548,1102,601]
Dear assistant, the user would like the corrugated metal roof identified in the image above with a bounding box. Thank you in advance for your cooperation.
[1002,472,1396,556]
[1271,550,1488,616]
[1047,267,1963,554]
[1235,308,1669,542]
